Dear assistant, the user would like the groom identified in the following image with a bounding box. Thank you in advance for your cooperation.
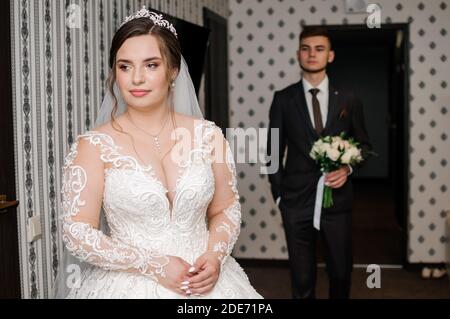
[266,27,372,299]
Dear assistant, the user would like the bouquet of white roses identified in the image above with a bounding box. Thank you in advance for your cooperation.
[310,132,363,209]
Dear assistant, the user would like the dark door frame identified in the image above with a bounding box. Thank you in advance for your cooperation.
[203,7,229,132]
[308,23,411,267]
[0,0,21,298]
[0,0,15,197]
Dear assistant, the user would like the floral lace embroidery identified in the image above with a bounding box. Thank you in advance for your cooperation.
[206,127,242,266]
[61,134,169,282]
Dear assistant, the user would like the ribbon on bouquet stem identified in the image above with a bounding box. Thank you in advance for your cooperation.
[313,174,326,230]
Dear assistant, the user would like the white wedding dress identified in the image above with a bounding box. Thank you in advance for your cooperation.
[59,118,262,299]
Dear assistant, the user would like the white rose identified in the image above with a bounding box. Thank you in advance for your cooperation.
[317,141,327,152]
[353,147,362,158]
[331,141,340,150]
[333,140,346,151]
[310,147,319,159]
[311,140,324,158]
[323,142,332,151]
[326,148,340,161]
[313,142,320,151]
[341,151,352,164]
[343,141,351,150]
[347,147,362,162]
[332,136,343,143]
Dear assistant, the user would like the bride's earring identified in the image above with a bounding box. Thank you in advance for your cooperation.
[170,81,176,90]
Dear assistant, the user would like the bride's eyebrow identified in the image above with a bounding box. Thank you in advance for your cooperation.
[116,57,162,64]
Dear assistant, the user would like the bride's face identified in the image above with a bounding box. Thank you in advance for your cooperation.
[115,34,171,110]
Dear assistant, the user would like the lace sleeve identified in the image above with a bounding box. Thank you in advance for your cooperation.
[205,126,241,267]
[61,135,169,281]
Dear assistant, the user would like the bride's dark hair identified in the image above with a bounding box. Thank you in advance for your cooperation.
[106,17,182,133]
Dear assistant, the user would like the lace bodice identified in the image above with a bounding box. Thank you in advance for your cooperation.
[60,119,241,282]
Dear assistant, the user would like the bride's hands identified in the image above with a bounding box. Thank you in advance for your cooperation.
[152,255,195,296]
[188,251,222,296]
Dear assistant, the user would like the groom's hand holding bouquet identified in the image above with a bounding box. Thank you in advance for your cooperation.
[310,132,366,208]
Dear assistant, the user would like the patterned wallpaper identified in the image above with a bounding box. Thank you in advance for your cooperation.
[10,0,229,299]
[229,0,450,263]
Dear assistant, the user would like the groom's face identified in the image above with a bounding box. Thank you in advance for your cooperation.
[115,34,171,110]
[297,36,334,73]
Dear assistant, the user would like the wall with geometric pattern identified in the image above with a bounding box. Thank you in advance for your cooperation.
[10,0,229,299]
[229,0,450,263]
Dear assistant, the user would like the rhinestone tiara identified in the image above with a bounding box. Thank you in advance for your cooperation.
[120,6,178,38]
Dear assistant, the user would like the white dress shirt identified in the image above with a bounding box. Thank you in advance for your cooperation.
[302,75,329,129]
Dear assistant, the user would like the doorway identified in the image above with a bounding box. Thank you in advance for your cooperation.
[315,24,410,266]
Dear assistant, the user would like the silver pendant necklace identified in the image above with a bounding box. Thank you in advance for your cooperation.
[126,110,170,154]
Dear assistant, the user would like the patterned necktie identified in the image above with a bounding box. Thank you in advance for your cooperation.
[309,88,323,135]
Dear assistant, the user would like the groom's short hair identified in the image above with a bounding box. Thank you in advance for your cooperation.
[299,26,333,50]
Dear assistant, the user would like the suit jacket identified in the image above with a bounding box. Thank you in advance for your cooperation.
[266,80,372,211]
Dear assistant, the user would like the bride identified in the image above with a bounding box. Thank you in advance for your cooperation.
[52,7,263,299]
